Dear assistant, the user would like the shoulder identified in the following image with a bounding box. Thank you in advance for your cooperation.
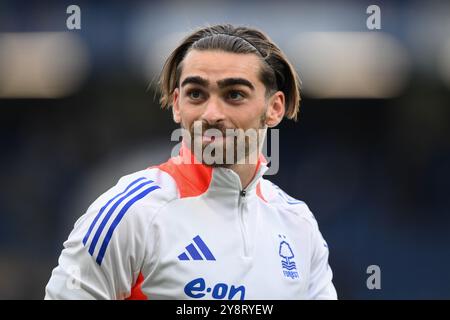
[84,167,179,222]
[258,178,319,230]
[73,167,179,265]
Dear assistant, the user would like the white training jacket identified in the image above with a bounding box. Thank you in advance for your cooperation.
[45,146,337,300]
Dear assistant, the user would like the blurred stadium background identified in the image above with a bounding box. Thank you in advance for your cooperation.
[1,0,449,299]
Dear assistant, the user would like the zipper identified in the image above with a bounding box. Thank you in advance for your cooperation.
[238,189,250,257]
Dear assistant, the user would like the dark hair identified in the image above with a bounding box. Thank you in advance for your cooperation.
[159,24,301,121]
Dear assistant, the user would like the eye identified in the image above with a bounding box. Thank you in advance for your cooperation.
[187,89,204,101]
[227,90,245,101]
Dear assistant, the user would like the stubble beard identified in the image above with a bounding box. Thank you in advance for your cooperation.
[183,114,267,167]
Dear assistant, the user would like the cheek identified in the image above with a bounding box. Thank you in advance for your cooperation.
[236,105,266,128]
[179,108,199,128]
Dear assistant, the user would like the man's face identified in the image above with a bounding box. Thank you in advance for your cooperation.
[172,50,277,166]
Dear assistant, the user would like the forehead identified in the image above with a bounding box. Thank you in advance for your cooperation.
[180,50,263,85]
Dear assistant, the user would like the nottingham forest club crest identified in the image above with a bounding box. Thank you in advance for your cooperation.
[278,235,299,280]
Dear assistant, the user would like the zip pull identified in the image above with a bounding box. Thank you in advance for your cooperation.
[240,190,246,197]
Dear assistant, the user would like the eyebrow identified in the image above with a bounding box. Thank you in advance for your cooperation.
[180,76,255,91]
[180,76,208,88]
[217,78,255,90]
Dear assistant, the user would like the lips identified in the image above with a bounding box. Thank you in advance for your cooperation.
[191,123,233,145]
[201,135,214,143]
[194,129,226,142]
[199,134,224,143]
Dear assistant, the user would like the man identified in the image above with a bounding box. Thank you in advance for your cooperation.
[45,24,337,300]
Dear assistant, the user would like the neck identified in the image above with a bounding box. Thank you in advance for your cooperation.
[229,162,258,190]
[228,149,262,189]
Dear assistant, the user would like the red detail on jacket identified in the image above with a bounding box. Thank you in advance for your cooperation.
[126,272,147,300]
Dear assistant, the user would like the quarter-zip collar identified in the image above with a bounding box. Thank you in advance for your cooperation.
[157,142,267,199]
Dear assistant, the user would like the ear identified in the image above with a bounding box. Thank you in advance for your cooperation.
[172,88,181,124]
[265,91,285,127]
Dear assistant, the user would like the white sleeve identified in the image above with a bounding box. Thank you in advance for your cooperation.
[44,174,160,300]
[308,220,338,300]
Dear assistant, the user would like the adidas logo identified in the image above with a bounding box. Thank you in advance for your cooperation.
[178,235,216,261]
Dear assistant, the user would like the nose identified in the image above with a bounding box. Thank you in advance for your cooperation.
[201,97,225,125]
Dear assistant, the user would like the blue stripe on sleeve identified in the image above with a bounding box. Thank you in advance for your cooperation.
[95,185,160,265]
[83,177,148,245]
[88,180,154,256]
